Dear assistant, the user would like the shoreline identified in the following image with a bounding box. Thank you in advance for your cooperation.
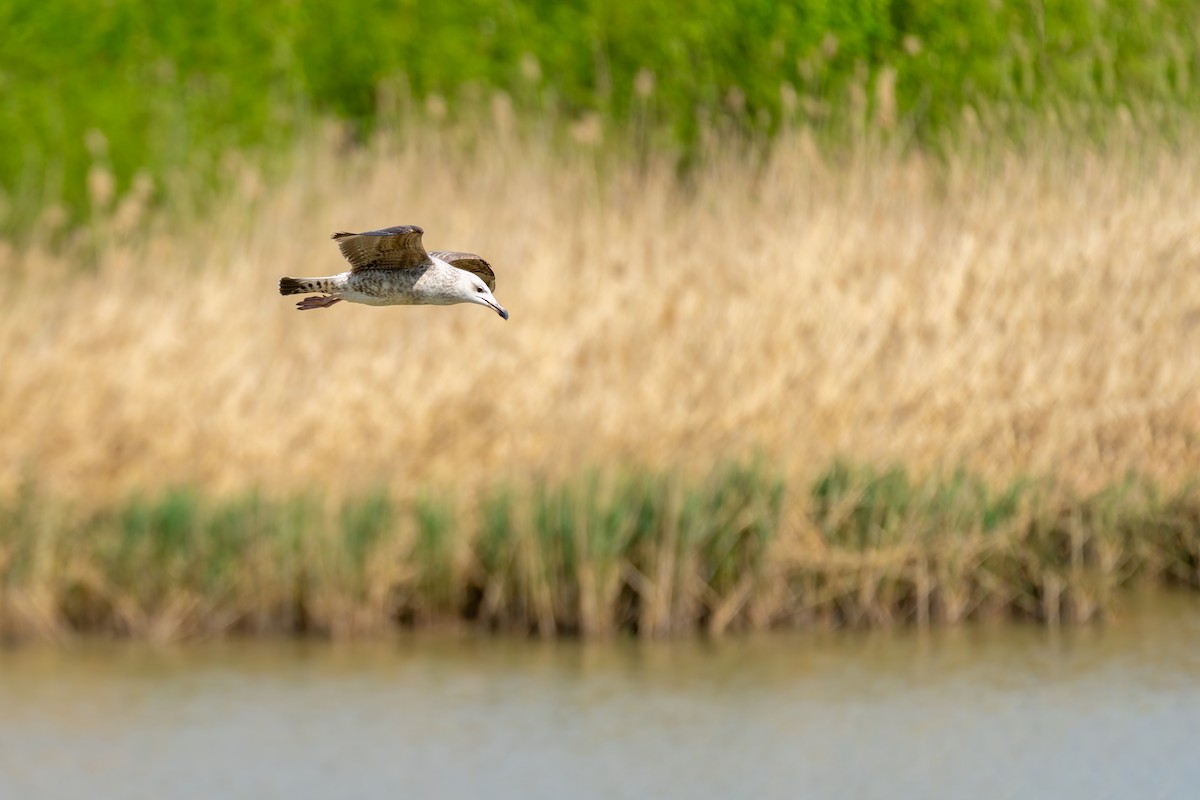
[3,463,1196,642]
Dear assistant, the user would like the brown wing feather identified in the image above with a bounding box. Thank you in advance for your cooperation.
[431,250,496,292]
[331,225,432,271]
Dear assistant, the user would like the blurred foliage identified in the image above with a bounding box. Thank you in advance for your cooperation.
[2,0,1198,229]
[1,462,1197,639]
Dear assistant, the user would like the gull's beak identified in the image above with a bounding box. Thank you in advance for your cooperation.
[486,298,509,320]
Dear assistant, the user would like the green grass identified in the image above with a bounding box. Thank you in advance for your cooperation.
[4,0,1200,233]
[0,462,1196,641]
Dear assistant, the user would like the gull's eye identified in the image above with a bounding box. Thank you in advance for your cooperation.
[476,286,484,293]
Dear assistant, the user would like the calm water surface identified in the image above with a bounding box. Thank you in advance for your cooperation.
[2,593,1198,799]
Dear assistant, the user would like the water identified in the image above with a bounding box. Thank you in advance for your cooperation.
[2,593,1198,800]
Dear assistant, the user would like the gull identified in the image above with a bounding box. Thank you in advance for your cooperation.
[279,225,508,319]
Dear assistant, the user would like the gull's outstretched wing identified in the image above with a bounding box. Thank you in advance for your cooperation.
[331,225,433,271]
[431,250,496,292]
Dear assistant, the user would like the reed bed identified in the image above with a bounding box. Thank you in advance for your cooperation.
[2,464,1197,641]
[1,118,1198,638]
[2,123,1198,503]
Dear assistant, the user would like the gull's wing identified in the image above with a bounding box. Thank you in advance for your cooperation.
[331,225,433,271]
[431,250,496,292]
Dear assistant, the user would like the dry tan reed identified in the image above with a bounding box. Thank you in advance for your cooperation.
[1,123,1198,506]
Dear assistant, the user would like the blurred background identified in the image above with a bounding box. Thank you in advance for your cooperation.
[1,1,1199,798]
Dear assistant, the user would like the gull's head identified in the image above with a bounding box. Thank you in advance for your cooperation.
[461,272,509,320]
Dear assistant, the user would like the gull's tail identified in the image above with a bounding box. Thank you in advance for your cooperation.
[279,276,335,295]
[280,276,343,310]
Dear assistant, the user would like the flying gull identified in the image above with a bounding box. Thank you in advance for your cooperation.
[279,225,508,319]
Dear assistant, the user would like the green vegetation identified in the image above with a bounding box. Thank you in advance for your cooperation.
[4,0,1200,231]
[2,463,1196,641]
[3,4,1197,643]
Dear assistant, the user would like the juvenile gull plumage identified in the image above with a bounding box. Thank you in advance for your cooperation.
[278,225,508,319]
